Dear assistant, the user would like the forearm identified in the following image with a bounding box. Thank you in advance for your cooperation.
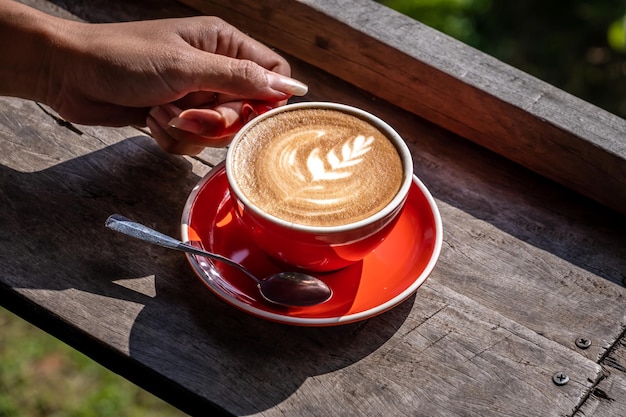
[0,0,75,103]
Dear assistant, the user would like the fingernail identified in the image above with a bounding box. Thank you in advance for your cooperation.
[267,73,308,96]
[169,117,203,135]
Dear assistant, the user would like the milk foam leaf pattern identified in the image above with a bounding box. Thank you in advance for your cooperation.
[308,135,374,181]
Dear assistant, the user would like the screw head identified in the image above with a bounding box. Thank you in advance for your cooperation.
[553,372,570,386]
[576,338,592,349]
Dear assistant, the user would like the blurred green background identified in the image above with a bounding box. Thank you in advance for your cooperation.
[2,1,625,417]
[376,0,626,119]
[0,307,185,417]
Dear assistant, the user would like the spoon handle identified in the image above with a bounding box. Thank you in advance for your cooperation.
[105,214,257,281]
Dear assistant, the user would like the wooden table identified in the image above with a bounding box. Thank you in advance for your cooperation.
[2,0,625,415]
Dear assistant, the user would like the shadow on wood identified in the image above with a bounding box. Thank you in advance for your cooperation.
[0,135,414,415]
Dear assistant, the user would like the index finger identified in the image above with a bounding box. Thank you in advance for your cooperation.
[184,54,308,101]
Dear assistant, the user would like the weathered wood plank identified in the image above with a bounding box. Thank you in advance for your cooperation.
[290,62,626,365]
[0,113,606,414]
[576,371,626,417]
[576,332,626,416]
[2,83,624,417]
[605,335,626,377]
[0,95,225,415]
[178,0,626,215]
[2,1,626,416]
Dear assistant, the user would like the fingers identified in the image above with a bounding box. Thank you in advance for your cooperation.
[265,71,309,97]
[147,115,205,155]
[147,105,205,155]
[147,101,264,155]
[176,17,308,101]
[182,53,308,101]
[172,104,243,138]
[124,16,310,155]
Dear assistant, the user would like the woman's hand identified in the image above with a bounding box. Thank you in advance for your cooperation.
[0,2,307,154]
[51,16,307,154]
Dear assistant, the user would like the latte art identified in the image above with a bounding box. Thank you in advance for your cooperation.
[306,134,374,181]
[230,108,404,227]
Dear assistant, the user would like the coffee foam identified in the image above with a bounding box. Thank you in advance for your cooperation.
[231,108,404,227]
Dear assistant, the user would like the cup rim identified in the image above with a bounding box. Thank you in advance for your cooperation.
[226,101,414,233]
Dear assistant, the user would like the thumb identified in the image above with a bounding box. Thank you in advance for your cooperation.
[186,53,308,100]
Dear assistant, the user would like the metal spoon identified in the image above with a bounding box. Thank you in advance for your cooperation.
[105,214,332,307]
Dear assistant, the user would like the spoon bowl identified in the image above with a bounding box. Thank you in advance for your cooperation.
[105,214,332,307]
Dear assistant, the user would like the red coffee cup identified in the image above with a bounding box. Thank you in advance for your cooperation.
[226,102,413,272]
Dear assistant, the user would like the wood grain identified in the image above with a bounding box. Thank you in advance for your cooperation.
[575,334,626,417]
[1,1,625,416]
[576,371,626,417]
[179,0,626,215]
[2,86,624,416]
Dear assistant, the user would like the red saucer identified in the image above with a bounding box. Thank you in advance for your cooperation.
[181,163,442,326]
